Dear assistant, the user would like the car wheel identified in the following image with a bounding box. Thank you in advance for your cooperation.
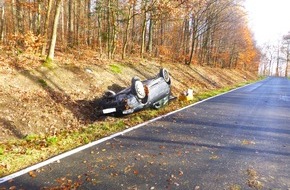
[153,102,162,109]
[131,77,146,99]
[159,68,170,84]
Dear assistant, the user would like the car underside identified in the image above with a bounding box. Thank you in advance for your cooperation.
[97,68,173,116]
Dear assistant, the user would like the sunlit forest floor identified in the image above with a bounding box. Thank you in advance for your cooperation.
[0,47,259,176]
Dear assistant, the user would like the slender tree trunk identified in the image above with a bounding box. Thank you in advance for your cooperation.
[130,0,136,53]
[47,0,62,61]
[285,43,289,77]
[61,0,65,43]
[286,64,289,78]
[147,15,153,53]
[122,5,132,59]
[16,0,24,34]
[140,0,147,58]
[0,5,4,42]
[36,0,42,35]
[41,0,52,55]
[28,2,32,31]
[276,47,280,76]
[75,0,80,46]
[68,0,74,47]
[182,18,190,60]
[159,17,164,46]
[187,15,198,65]
[111,0,118,57]
[97,10,102,57]
[107,0,111,58]
[87,0,91,46]
[11,0,18,34]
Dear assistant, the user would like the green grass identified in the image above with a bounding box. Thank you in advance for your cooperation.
[37,79,48,88]
[0,147,4,155]
[43,58,57,70]
[0,81,255,177]
[109,64,122,74]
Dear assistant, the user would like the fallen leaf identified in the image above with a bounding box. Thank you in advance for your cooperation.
[241,140,255,145]
[9,186,17,190]
[210,155,219,160]
[28,171,37,178]
[194,186,200,190]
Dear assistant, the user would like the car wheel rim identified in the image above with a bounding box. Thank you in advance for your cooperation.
[135,81,146,99]
[163,69,170,83]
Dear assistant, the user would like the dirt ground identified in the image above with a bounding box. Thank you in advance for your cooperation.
[0,49,258,142]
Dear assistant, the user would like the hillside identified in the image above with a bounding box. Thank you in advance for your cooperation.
[0,49,258,143]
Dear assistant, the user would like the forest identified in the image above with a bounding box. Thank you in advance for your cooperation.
[0,0,260,71]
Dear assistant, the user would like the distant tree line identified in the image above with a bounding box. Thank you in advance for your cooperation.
[260,33,290,77]
[0,0,260,71]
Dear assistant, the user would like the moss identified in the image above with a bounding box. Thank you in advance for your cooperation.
[109,64,122,74]
[43,58,56,70]
[37,79,48,88]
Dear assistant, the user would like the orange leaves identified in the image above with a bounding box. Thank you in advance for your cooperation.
[8,31,44,53]
[28,171,37,178]
[236,26,260,69]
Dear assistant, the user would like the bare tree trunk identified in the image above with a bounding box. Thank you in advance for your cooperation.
[41,0,52,55]
[47,0,62,61]
[11,0,18,34]
[16,0,24,34]
[68,0,74,47]
[140,0,147,58]
[87,0,91,46]
[182,18,190,62]
[146,15,153,53]
[107,0,111,58]
[75,0,80,46]
[130,0,137,53]
[276,47,280,76]
[97,10,102,57]
[61,0,65,43]
[122,5,132,59]
[0,5,4,42]
[286,62,289,77]
[36,0,42,35]
[187,15,198,65]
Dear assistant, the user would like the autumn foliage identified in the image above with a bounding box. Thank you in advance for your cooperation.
[0,0,260,71]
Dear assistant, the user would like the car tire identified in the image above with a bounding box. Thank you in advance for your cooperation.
[131,77,146,99]
[159,68,170,84]
[153,102,162,109]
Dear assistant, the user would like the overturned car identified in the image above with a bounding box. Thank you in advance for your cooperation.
[98,68,173,115]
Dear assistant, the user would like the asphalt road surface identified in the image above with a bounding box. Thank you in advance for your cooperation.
[1,77,290,189]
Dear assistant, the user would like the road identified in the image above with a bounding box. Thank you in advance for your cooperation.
[1,77,290,189]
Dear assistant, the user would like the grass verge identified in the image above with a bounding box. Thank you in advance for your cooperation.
[0,81,254,177]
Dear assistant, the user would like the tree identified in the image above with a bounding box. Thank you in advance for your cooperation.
[122,1,134,59]
[68,0,74,47]
[0,2,4,42]
[47,0,62,61]
[260,44,275,76]
[282,33,290,77]
[42,0,53,55]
